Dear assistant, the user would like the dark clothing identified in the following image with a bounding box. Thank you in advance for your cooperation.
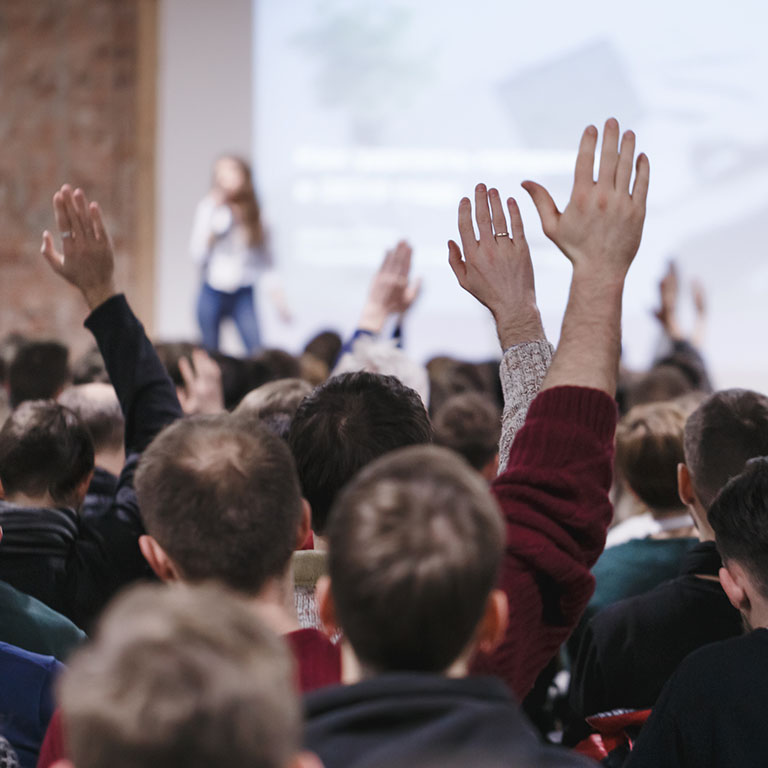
[80,466,118,520]
[570,542,742,719]
[626,629,768,768]
[0,580,85,661]
[0,642,60,768]
[305,674,594,768]
[0,295,180,630]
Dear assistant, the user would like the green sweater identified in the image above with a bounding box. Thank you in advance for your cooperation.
[0,580,86,661]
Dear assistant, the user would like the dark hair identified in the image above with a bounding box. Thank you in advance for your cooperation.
[9,341,70,408]
[135,415,302,594]
[304,331,343,369]
[0,400,94,505]
[426,357,501,417]
[288,372,433,535]
[58,384,125,454]
[709,458,768,598]
[328,445,504,673]
[71,345,110,385]
[433,392,501,471]
[684,389,768,510]
[615,400,687,511]
[247,349,302,392]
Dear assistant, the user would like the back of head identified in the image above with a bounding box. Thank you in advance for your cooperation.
[433,391,501,472]
[59,383,125,456]
[708,458,768,599]
[615,400,687,512]
[234,378,313,441]
[59,582,300,768]
[622,364,694,413]
[71,345,110,385]
[135,415,302,593]
[684,389,768,510]
[304,330,342,370]
[0,400,94,506]
[9,341,70,408]
[288,372,433,535]
[327,445,504,674]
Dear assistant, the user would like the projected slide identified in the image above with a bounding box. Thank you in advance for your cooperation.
[254,0,768,388]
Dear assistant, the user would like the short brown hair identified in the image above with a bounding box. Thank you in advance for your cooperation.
[327,445,504,674]
[59,582,300,768]
[234,378,313,439]
[59,383,124,454]
[433,392,501,471]
[136,415,302,593]
[615,401,687,511]
[684,389,768,510]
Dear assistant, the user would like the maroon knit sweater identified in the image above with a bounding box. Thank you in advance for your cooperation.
[470,385,617,699]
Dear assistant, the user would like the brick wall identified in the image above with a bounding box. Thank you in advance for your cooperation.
[0,0,152,357]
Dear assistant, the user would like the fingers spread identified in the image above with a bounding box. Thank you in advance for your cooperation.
[573,125,598,191]
[615,130,636,192]
[457,197,477,256]
[631,153,650,205]
[53,191,73,248]
[90,202,109,242]
[597,117,620,188]
[488,188,509,238]
[40,231,63,273]
[474,184,494,241]
[61,186,86,241]
[178,356,195,390]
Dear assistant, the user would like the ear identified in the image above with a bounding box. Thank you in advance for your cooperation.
[51,761,75,768]
[316,575,341,638]
[0,477,4,500]
[720,562,751,614]
[480,454,500,483]
[139,535,181,582]
[678,463,696,507]
[290,751,325,768]
[295,498,313,550]
[475,589,509,655]
[0,525,3,544]
[75,469,94,505]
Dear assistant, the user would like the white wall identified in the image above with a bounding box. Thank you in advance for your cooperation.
[155,0,253,345]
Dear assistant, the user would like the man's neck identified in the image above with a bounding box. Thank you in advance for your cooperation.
[95,448,125,479]
[5,491,58,509]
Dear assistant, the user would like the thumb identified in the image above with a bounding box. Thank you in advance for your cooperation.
[41,231,63,274]
[447,240,466,285]
[521,181,560,238]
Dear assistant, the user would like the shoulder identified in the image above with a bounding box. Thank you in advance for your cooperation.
[0,641,62,682]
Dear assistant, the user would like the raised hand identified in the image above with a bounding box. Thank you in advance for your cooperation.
[177,349,225,415]
[654,262,683,340]
[359,240,421,333]
[41,185,117,310]
[448,184,544,348]
[522,118,649,283]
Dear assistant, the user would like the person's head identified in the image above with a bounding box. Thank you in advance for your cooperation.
[135,415,308,594]
[288,372,433,536]
[426,357,500,417]
[0,400,94,508]
[708,458,768,630]
[211,155,264,247]
[56,582,320,768]
[318,445,507,677]
[58,384,124,461]
[234,379,312,441]
[9,340,70,408]
[433,392,501,481]
[615,400,688,515]
[679,390,768,538]
[304,331,342,370]
[71,346,109,385]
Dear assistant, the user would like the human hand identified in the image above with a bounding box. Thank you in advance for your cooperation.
[654,262,683,340]
[359,240,421,333]
[448,184,544,348]
[177,349,225,415]
[522,118,649,284]
[41,185,117,310]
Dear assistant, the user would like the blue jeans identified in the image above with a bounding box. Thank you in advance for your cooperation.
[197,283,261,354]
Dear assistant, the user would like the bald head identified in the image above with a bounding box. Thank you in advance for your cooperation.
[59,383,124,455]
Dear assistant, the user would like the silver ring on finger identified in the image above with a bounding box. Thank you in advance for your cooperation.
[494,232,509,238]
[61,231,73,239]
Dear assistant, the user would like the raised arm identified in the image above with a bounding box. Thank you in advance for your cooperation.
[447,184,551,469]
[523,118,649,395]
[42,185,181,453]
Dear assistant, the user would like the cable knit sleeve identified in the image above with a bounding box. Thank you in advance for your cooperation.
[498,340,554,473]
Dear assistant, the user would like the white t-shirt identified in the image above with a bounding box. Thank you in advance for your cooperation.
[189,195,271,293]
